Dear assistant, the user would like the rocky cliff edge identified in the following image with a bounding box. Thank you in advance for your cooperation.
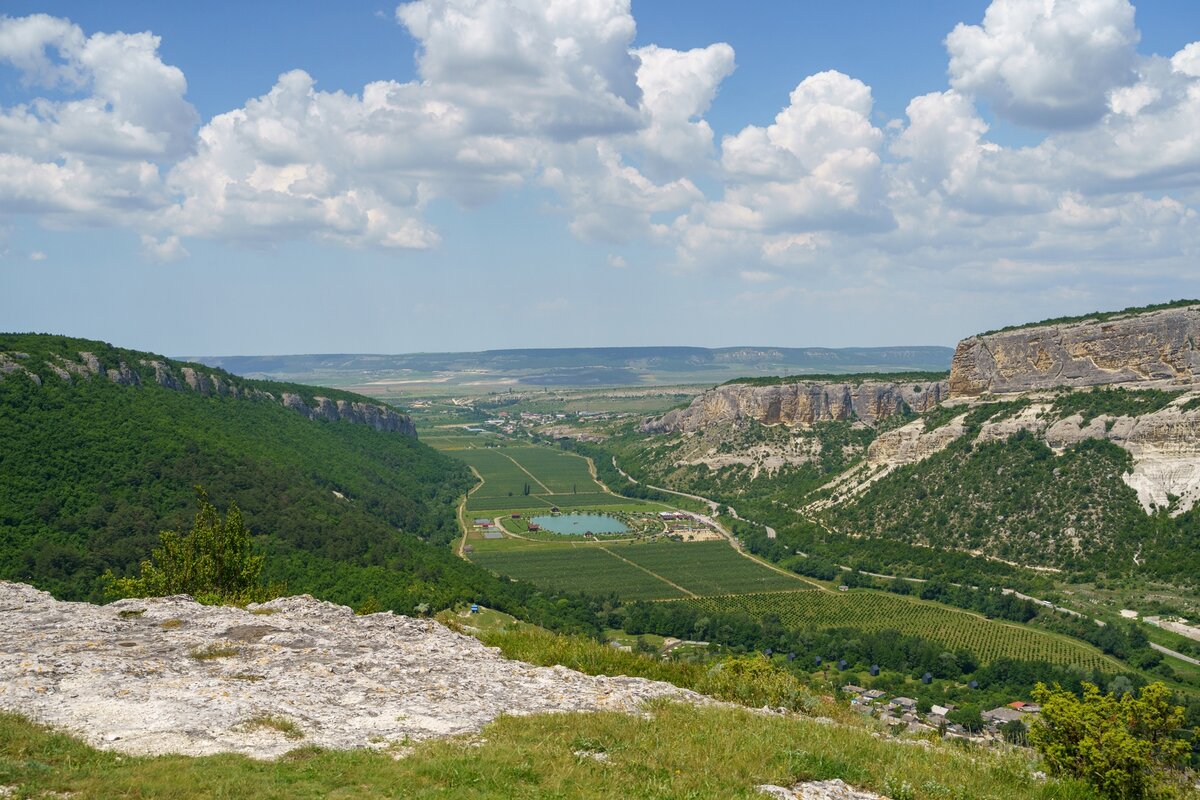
[949,305,1200,397]
[644,379,948,433]
[0,349,416,436]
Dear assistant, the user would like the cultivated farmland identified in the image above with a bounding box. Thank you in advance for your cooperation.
[503,447,599,494]
[675,591,1116,670]
[471,541,806,600]
[617,542,807,595]
[470,546,687,601]
[444,443,664,514]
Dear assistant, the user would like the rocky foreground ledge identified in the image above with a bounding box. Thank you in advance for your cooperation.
[0,582,704,759]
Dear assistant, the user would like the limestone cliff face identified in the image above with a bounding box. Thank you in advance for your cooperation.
[815,393,1200,517]
[950,305,1200,397]
[0,350,417,438]
[644,379,948,433]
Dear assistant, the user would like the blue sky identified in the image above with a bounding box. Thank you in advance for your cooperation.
[2,0,1199,356]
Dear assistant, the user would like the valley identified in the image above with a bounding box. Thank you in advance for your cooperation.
[3,302,1199,797]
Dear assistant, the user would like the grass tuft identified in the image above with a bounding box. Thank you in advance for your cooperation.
[189,643,239,661]
[240,715,304,740]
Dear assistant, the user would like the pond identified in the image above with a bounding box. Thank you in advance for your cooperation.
[531,513,629,535]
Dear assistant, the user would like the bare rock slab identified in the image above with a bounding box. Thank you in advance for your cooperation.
[758,779,888,800]
[0,582,704,759]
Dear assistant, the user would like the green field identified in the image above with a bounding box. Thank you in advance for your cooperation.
[437,442,663,514]
[618,542,806,595]
[502,447,598,493]
[471,546,688,600]
[470,541,808,600]
[675,591,1118,670]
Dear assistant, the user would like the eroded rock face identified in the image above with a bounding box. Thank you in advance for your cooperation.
[950,305,1200,397]
[645,380,948,433]
[866,415,968,468]
[0,582,706,759]
[822,394,1200,516]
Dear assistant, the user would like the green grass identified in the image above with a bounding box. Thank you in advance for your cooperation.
[0,703,1100,800]
[470,546,686,600]
[617,541,807,595]
[675,591,1119,670]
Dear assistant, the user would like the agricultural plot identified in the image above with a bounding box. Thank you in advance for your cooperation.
[470,547,686,601]
[457,449,533,499]
[502,448,601,494]
[540,492,634,508]
[447,443,662,514]
[470,539,805,600]
[463,495,554,512]
[676,591,1115,670]
[618,542,807,596]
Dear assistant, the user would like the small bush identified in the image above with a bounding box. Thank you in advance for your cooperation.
[109,489,266,606]
[1029,681,1191,799]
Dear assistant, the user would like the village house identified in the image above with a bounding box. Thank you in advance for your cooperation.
[982,706,1025,725]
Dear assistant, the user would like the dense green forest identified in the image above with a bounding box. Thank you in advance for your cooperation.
[0,334,603,632]
[822,432,1200,581]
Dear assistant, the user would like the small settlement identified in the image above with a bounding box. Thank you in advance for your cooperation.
[840,684,1041,742]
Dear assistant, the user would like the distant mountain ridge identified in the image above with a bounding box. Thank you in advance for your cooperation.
[190,345,955,388]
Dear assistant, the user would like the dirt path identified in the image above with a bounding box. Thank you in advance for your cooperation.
[1150,642,1200,667]
[456,466,485,559]
[583,454,613,493]
[597,547,698,598]
[499,452,553,494]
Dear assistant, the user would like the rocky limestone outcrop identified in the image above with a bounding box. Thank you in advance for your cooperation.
[758,779,888,800]
[950,305,1200,397]
[644,380,949,433]
[281,392,417,435]
[0,352,40,385]
[866,414,969,468]
[0,351,417,438]
[817,393,1200,517]
[0,582,707,759]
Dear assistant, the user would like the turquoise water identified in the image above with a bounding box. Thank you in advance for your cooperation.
[531,513,628,535]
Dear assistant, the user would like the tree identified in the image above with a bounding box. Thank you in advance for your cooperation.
[947,704,984,732]
[110,489,266,605]
[1029,681,1192,800]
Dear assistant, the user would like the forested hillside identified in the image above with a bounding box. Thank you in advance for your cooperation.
[0,334,591,626]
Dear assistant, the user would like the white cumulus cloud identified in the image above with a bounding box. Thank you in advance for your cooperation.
[946,0,1139,129]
